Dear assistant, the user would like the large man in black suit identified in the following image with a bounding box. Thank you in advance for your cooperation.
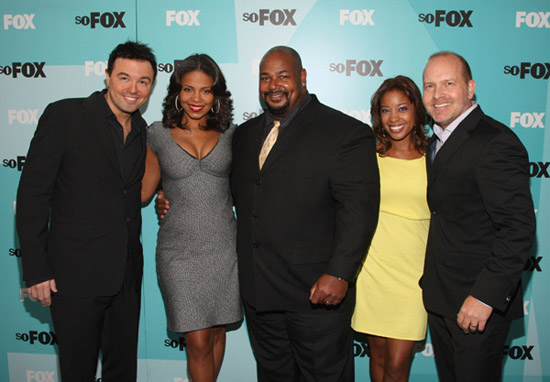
[420,51,536,382]
[16,41,157,381]
[231,46,379,381]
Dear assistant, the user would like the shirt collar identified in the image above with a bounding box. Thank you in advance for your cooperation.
[433,102,478,144]
[99,89,143,136]
[265,92,311,128]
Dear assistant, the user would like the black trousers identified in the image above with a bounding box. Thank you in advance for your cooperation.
[50,259,140,382]
[428,311,511,382]
[244,301,355,382]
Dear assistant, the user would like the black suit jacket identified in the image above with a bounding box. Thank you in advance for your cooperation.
[17,91,146,297]
[421,106,536,321]
[231,95,380,313]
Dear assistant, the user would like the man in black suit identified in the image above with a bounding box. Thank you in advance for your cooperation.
[16,41,157,381]
[421,51,536,382]
[230,46,379,381]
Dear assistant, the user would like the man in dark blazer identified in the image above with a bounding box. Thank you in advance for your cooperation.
[16,41,157,382]
[420,51,536,382]
[231,46,379,382]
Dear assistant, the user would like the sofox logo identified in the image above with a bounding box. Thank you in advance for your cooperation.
[419,343,435,357]
[85,61,107,76]
[0,62,46,78]
[353,342,369,357]
[329,60,383,77]
[75,12,126,28]
[158,62,176,73]
[20,288,37,302]
[418,10,473,27]
[503,345,535,360]
[242,9,297,26]
[342,109,371,125]
[8,109,39,125]
[165,336,186,351]
[510,112,545,128]
[504,62,550,79]
[16,331,57,346]
[525,256,542,272]
[516,11,550,28]
[166,10,200,26]
[339,10,375,26]
[26,370,56,382]
[3,156,26,171]
[242,109,264,121]
[4,14,35,30]
[529,162,549,178]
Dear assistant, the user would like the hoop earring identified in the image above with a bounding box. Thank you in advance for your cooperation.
[175,95,182,112]
[211,99,220,114]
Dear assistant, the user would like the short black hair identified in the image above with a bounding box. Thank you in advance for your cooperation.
[107,41,157,80]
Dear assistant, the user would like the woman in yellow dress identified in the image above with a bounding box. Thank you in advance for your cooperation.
[352,76,430,382]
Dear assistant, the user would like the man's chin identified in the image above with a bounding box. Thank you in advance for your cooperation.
[267,103,290,116]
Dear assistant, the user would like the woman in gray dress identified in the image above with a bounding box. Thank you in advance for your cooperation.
[141,54,242,382]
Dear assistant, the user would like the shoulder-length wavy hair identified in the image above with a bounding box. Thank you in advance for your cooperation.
[162,54,233,132]
[370,75,428,155]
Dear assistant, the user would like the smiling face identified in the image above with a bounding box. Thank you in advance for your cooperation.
[380,89,416,143]
[177,70,215,127]
[422,54,475,129]
[259,51,306,119]
[104,58,155,123]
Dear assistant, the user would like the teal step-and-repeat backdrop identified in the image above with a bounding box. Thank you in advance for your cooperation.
[1,0,548,381]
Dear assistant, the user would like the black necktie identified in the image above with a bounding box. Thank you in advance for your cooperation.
[429,134,439,164]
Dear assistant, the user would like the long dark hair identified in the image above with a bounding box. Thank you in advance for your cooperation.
[370,75,428,155]
[162,54,233,132]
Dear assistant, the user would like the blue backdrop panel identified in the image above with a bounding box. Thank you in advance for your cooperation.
[1,0,548,381]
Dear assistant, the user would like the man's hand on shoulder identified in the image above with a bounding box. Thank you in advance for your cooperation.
[28,279,57,307]
[155,190,170,219]
[457,295,493,334]
[309,274,348,306]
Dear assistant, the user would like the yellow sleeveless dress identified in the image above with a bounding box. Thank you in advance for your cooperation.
[352,154,430,340]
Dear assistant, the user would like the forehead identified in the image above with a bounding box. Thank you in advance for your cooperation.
[181,70,213,83]
[260,52,297,73]
[381,89,410,103]
[423,55,462,80]
[111,57,154,74]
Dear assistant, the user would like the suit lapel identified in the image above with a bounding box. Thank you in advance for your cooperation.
[83,93,122,179]
[259,97,318,172]
[427,106,484,187]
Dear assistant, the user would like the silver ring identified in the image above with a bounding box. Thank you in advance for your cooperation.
[470,324,478,328]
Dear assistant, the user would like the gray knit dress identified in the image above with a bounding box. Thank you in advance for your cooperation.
[147,122,242,333]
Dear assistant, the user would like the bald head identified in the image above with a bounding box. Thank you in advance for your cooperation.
[258,46,307,118]
[260,46,303,77]
[422,52,476,129]
[424,51,472,84]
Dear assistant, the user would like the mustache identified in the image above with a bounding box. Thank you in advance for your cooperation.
[264,89,289,97]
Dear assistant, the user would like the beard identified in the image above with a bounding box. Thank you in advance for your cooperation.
[263,90,290,116]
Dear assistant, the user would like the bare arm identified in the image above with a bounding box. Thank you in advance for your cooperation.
[141,145,161,203]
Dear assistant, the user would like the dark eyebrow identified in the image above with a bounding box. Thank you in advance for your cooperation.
[116,71,152,82]
[260,70,290,76]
